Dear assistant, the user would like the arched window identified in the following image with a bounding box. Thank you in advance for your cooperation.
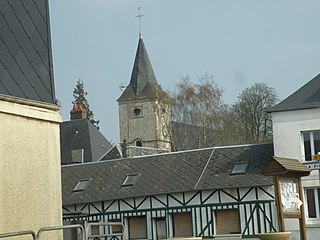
[136,140,142,147]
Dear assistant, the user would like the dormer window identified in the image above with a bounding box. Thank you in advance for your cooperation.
[73,179,91,192]
[231,162,249,175]
[122,173,140,187]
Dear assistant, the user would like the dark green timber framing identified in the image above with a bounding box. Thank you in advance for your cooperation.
[63,187,277,239]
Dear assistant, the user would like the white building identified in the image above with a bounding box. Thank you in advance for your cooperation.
[269,73,320,239]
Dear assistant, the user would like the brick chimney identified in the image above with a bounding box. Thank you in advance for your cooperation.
[70,104,88,120]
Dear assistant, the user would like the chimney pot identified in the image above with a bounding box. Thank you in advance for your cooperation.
[70,104,88,120]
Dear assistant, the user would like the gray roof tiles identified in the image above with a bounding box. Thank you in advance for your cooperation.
[60,119,113,165]
[269,74,320,112]
[62,143,274,205]
[0,0,56,104]
[117,37,168,102]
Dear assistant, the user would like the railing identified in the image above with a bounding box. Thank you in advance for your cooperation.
[37,224,85,240]
[86,222,125,240]
[0,222,126,240]
[0,230,37,240]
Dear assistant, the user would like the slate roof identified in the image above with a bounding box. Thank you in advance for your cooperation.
[62,143,274,205]
[0,0,56,104]
[117,37,168,102]
[269,74,320,112]
[60,119,113,165]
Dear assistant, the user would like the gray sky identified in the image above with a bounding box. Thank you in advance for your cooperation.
[49,0,320,144]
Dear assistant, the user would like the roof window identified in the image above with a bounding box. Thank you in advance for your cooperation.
[73,179,91,192]
[122,173,140,187]
[231,162,249,175]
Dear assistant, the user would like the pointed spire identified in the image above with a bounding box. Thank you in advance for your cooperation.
[118,38,168,102]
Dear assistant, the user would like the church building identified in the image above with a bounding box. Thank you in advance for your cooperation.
[117,36,172,152]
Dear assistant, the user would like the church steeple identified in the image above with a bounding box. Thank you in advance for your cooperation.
[117,36,172,153]
[117,37,168,102]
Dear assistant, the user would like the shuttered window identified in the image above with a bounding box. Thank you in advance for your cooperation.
[172,212,192,237]
[215,209,241,234]
[129,216,147,239]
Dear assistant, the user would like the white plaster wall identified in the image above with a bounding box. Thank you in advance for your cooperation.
[272,109,320,160]
[272,108,320,238]
[0,100,62,238]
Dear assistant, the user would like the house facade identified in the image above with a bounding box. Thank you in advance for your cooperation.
[62,143,278,239]
[0,0,62,237]
[270,74,320,239]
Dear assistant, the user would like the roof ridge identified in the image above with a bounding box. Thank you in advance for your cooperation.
[194,147,216,190]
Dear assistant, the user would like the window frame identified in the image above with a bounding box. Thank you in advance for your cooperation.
[304,187,320,223]
[172,212,193,238]
[128,216,147,239]
[231,162,249,175]
[121,173,140,187]
[215,208,241,235]
[301,130,320,161]
[73,178,91,192]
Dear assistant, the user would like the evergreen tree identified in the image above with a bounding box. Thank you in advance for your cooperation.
[72,79,100,129]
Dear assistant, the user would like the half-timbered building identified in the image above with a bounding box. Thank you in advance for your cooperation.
[62,143,278,239]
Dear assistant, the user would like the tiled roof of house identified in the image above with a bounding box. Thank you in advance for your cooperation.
[117,37,168,102]
[269,74,320,112]
[60,119,113,165]
[62,143,274,205]
[0,0,56,104]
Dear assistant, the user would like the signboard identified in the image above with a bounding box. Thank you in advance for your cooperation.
[303,161,320,170]
[279,177,303,213]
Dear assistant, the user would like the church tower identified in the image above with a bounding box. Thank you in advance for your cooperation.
[117,36,172,151]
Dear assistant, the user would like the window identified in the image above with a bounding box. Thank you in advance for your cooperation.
[133,108,141,116]
[305,188,320,221]
[73,179,91,192]
[136,140,143,147]
[302,131,320,161]
[109,219,122,234]
[231,162,249,175]
[172,212,192,237]
[91,224,100,236]
[215,209,241,234]
[128,216,147,239]
[131,107,143,118]
[71,149,84,163]
[155,218,167,240]
[122,174,140,187]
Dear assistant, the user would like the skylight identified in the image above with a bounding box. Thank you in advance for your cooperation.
[122,173,140,187]
[73,179,91,192]
[231,162,249,175]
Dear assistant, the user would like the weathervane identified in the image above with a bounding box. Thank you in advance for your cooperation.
[136,6,144,38]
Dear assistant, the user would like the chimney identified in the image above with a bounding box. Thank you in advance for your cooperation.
[70,104,88,120]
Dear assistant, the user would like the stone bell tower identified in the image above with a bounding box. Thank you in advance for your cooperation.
[117,36,172,151]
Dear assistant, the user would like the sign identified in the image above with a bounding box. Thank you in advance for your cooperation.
[312,154,320,160]
[279,177,303,213]
[303,161,320,170]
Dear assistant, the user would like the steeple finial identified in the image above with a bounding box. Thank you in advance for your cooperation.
[136,6,144,38]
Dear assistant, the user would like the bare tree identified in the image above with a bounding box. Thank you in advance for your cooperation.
[171,74,232,149]
[233,82,278,144]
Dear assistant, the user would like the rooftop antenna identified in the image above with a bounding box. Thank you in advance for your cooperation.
[136,6,144,38]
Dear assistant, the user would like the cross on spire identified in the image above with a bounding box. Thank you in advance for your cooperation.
[136,6,144,38]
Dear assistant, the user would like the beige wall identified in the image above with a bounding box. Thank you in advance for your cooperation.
[119,99,172,151]
[0,100,62,237]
